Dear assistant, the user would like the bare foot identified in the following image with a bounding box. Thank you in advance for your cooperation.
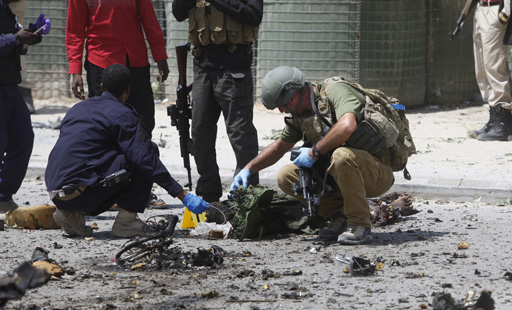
[389,194,413,209]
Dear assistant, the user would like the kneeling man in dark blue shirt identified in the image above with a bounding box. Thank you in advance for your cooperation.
[45,64,208,237]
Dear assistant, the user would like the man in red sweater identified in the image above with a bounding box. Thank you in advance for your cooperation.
[66,0,168,134]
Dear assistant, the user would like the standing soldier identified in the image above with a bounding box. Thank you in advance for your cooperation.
[172,0,263,202]
[453,0,512,140]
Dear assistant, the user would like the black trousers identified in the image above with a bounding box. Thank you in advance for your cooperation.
[52,166,152,216]
[85,60,155,133]
[0,86,34,202]
[191,65,259,202]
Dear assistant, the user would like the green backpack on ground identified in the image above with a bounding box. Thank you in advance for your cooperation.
[207,186,324,240]
[320,77,416,179]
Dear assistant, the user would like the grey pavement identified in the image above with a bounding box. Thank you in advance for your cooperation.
[28,100,512,205]
[6,99,512,309]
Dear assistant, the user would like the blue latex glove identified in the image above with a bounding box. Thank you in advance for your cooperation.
[182,193,210,214]
[230,169,251,191]
[293,147,317,168]
[35,14,51,35]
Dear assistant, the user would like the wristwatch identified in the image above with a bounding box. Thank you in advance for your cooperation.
[312,145,321,158]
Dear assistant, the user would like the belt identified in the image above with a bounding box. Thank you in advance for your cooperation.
[480,0,499,6]
[52,185,87,201]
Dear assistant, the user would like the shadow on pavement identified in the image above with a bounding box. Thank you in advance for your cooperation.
[372,229,450,245]
[35,104,71,115]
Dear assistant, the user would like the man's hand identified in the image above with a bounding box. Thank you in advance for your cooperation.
[157,59,169,82]
[230,169,251,191]
[293,147,317,168]
[71,74,85,100]
[182,193,210,214]
[16,28,38,45]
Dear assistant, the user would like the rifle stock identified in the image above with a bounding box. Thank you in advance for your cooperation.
[168,43,193,190]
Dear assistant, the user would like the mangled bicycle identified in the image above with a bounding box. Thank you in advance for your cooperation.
[115,214,179,266]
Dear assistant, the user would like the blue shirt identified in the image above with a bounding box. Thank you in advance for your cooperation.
[45,92,183,197]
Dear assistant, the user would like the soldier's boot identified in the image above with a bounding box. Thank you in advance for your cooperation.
[112,208,145,238]
[318,212,348,241]
[472,106,496,137]
[337,225,372,245]
[477,105,512,141]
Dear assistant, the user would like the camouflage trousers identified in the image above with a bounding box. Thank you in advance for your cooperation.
[277,147,394,227]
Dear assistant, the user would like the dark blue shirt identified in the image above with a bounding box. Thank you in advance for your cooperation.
[0,0,22,87]
[45,92,183,197]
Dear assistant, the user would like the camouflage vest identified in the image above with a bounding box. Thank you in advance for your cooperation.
[188,0,258,47]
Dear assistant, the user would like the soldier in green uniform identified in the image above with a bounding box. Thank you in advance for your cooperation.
[230,66,395,245]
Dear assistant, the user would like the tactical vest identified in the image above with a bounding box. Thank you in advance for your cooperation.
[323,77,416,178]
[188,0,258,47]
[289,93,334,146]
[291,77,416,179]
[0,5,22,85]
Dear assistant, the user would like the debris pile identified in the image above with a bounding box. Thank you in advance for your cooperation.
[431,290,495,310]
[0,247,69,307]
[115,215,225,270]
[335,254,384,276]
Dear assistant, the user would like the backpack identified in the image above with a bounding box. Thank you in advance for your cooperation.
[318,77,416,180]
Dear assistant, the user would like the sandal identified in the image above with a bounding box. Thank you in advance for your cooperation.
[147,193,171,209]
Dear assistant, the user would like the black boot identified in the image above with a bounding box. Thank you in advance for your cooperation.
[477,105,512,141]
[472,106,496,136]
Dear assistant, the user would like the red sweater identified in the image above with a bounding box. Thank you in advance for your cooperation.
[66,0,167,74]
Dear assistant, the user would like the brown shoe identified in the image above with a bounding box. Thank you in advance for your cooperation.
[53,209,92,237]
[112,208,145,238]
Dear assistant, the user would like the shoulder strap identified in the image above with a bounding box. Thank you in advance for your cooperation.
[284,116,303,135]
[310,82,334,129]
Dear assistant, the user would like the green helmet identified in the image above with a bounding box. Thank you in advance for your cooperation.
[260,66,305,110]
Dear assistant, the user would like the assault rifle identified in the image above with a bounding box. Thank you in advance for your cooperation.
[168,43,193,190]
[450,0,477,40]
[290,150,320,218]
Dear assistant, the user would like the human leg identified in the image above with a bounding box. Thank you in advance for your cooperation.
[328,148,394,244]
[475,5,512,140]
[192,66,223,202]
[472,8,494,136]
[84,60,103,97]
[277,164,347,240]
[53,166,152,237]
[217,70,259,186]
[0,92,34,204]
[127,65,155,134]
